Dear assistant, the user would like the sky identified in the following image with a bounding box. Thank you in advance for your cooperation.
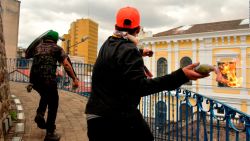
[18,0,249,49]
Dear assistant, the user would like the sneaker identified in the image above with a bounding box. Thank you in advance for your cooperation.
[34,114,46,129]
[44,131,61,141]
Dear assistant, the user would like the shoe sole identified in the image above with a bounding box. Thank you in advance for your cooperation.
[44,137,60,141]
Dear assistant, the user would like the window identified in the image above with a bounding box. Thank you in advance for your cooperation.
[155,101,167,132]
[217,61,237,87]
[157,58,168,77]
[180,56,192,85]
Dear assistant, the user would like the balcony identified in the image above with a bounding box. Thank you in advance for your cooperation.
[7,58,250,141]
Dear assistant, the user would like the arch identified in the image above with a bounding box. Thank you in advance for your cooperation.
[180,56,192,68]
[157,57,168,77]
[155,101,167,132]
[180,56,192,85]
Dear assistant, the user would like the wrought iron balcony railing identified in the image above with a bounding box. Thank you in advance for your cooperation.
[6,58,250,141]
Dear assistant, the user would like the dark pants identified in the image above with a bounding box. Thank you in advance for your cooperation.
[33,81,59,132]
[87,112,154,141]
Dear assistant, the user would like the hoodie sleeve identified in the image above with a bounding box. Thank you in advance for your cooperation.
[117,44,189,97]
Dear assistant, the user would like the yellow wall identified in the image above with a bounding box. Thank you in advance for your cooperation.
[246,35,250,44]
[195,39,200,91]
[171,41,176,70]
[179,50,192,60]
[241,100,247,113]
[155,42,168,61]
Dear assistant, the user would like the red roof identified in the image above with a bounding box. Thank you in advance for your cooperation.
[154,19,249,37]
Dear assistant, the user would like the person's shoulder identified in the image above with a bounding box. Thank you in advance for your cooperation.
[120,41,138,52]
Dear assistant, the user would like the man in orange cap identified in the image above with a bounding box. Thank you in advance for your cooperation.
[85,6,208,141]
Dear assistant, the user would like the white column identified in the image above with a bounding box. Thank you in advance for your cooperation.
[241,36,247,45]
[215,37,218,45]
[192,39,197,91]
[192,39,197,63]
[227,36,230,44]
[221,36,225,44]
[199,38,206,63]
[167,42,172,73]
[152,43,156,77]
[174,41,179,69]
[234,36,237,44]
[197,38,212,95]
[144,43,150,71]
[240,47,247,95]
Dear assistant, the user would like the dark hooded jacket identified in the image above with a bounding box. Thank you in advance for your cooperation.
[85,36,189,118]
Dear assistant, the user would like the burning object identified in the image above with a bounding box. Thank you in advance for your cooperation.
[216,62,240,87]
[194,62,241,87]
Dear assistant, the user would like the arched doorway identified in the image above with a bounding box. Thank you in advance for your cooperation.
[180,56,192,85]
[157,58,168,77]
[155,101,167,132]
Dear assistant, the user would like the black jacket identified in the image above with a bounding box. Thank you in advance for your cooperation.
[85,36,189,117]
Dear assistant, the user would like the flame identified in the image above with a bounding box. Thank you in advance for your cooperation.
[218,62,241,87]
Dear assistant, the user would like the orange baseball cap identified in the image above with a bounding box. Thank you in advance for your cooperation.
[116,6,140,29]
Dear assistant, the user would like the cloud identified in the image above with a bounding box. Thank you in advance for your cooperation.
[18,0,249,49]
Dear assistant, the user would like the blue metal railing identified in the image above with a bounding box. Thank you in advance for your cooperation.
[7,58,250,141]
[7,58,93,97]
[140,89,250,141]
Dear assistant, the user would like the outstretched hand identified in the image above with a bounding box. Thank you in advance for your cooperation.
[182,62,210,80]
[142,48,153,57]
[72,79,79,89]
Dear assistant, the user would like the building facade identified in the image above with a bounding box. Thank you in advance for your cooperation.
[1,0,20,58]
[140,19,250,114]
[0,1,12,139]
[62,18,98,65]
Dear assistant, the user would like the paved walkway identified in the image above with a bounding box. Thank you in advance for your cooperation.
[9,82,89,141]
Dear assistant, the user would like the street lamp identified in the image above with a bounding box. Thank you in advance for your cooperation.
[64,35,89,55]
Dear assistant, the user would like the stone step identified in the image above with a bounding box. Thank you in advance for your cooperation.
[12,136,22,141]
[15,123,24,134]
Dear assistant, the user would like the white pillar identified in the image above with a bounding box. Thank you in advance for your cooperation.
[221,36,225,44]
[240,40,247,95]
[241,36,247,45]
[152,43,156,77]
[234,36,237,44]
[167,42,172,74]
[192,39,197,91]
[144,43,151,71]
[192,40,197,63]
[174,41,179,69]
[215,37,218,45]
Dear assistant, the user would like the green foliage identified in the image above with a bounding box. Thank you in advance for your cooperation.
[9,111,17,121]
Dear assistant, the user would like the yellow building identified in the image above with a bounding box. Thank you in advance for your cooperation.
[62,18,98,64]
[140,19,250,114]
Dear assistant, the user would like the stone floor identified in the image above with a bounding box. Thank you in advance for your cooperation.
[9,82,89,141]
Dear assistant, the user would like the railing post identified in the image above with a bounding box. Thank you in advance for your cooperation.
[168,91,170,141]
[196,95,201,141]
[246,117,250,141]
[176,89,180,141]
[202,111,208,141]
[225,107,230,141]
[209,100,214,141]
[185,90,190,141]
